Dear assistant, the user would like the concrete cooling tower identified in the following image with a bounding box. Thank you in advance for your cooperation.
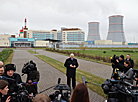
[87,22,101,41]
[106,15,126,43]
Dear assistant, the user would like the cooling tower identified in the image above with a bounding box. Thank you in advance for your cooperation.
[87,22,101,41]
[106,15,126,43]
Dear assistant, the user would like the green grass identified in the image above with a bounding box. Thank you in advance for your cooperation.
[27,50,39,54]
[36,55,106,98]
[59,49,138,68]
[33,47,47,49]
[67,47,138,49]
[4,51,15,65]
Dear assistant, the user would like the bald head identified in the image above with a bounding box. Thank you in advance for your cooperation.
[0,61,3,66]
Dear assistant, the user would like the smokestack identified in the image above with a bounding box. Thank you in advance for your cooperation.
[87,22,101,41]
[106,15,126,43]
[25,18,27,28]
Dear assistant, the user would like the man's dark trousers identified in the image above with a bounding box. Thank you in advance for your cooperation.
[67,76,76,89]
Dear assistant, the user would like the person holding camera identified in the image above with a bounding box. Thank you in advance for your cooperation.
[115,55,125,72]
[0,80,11,102]
[64,53,79,89]
[22,60,40,95]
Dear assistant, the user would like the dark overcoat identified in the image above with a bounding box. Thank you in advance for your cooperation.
[64,58,78,77]
[26,70,40,94]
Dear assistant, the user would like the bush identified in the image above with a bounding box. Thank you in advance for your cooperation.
[0,49,13,62]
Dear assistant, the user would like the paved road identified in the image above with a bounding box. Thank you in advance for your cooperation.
[37,50,113,79]
[11,49,105,102]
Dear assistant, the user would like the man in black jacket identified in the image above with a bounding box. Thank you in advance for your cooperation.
[64,53,79,89]
[126,54,134,68]
[3,64,22,101]
[115,55,125,72]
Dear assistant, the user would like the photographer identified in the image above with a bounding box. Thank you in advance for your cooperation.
[22,60,40,95]
[0,80,11,102]
[115,55,125,72]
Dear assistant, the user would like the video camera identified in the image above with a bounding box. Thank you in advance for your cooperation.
[10,83,32,102]
[102,78,138,102]
[101,69,138,102]
[49,78,71,102]
[0,76,32,102]
[22,60,36,75]
[111,54,119,65]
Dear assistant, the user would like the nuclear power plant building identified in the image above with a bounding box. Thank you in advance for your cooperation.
[106,15,126,43]
[87,22,101,41]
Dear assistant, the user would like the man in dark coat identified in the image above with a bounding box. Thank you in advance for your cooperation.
[64,53,79,89]
[22,61,40,95]
[3,64,22,102]
[126,54,134,68]
[115,55,125,72]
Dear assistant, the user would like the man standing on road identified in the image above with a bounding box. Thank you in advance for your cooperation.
[64,53,79,89]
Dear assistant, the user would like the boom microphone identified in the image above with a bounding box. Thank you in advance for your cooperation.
[82,76,101,86]
[82,76,87,85]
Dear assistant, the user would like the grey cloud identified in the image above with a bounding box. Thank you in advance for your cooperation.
[0,0,138,42]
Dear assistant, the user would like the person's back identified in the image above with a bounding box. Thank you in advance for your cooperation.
[70,83,90,102]
[33,93,51,102]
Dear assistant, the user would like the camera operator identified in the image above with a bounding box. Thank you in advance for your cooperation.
[115,55,125,72]
[0,80,11,102]
[122,60,133,84]
[22,60,40,95]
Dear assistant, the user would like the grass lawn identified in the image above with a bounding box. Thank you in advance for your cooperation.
[27,50,39,54]
[36,55,106,98]
[4,51,15,65]
[59,49,138,68]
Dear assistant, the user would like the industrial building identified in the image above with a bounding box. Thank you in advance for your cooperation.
[87,22,101,41]
[106,15,126,44]
[61,28,85,44]
[0,18,85,47]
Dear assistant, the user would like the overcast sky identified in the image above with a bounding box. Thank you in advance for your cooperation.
[0,0,138,42]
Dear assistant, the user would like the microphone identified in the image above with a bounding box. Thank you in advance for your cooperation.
[82,76,87,85]
[22,82,38,85]
[58,78,61,84]
[31,82,38,85]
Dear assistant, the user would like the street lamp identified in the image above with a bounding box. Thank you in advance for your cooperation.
[35,38,37,54]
